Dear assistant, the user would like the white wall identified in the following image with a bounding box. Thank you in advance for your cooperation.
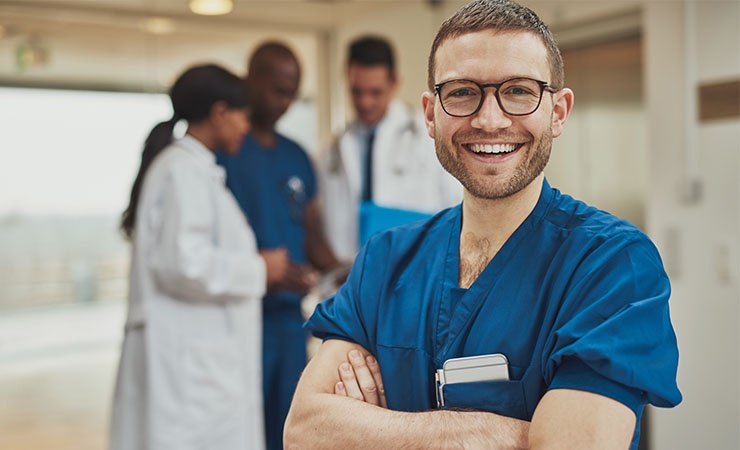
[549,37,647,228]
[644,1,740,449]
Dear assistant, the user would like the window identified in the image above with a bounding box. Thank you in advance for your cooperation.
[0,87,171,309]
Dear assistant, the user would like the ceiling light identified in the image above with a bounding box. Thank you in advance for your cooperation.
[189,0,233,16]
[141,17,176,35]
[16,39,49,69]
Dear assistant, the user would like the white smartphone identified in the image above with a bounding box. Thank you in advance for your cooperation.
[435,353,509,407]
[438,353,509,384]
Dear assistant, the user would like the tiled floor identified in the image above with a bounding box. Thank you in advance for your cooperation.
[0,301,125,450]
[0,295,326,450]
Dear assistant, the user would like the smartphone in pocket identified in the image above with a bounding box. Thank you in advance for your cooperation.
[435,353,509,407]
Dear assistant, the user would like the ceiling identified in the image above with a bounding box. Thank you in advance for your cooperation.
[0,0,435,91]
[0,0,384,31]
[0,0,641,93]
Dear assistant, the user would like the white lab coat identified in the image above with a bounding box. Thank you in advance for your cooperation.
[109,135,267,450]
[318,99,461,261]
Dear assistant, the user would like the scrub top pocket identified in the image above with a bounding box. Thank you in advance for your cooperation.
[441,379,528,421]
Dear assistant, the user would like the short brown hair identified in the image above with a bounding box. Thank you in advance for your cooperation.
[348,36,396,78]
[427,0,564,91]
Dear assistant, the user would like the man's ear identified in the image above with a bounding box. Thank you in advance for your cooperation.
[209,100,228,122]
[390,73,400,95]
[421,91,436,139]
[551,88,574,138]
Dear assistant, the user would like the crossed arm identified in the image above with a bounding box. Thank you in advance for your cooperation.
[283,339,637,450]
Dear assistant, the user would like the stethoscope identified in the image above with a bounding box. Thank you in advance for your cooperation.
[327,117,419,176]
[282,175,306,223]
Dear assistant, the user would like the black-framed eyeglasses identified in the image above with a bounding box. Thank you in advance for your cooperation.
[434,77,557,117]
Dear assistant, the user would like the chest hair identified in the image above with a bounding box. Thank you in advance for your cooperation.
[459,231,498,289]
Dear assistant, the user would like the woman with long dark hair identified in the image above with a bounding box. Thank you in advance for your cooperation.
[109,64,286,450]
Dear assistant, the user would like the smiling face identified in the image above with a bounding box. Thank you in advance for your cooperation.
[422,29,573,201]
[348,63,397,126]
[248,56,300,130]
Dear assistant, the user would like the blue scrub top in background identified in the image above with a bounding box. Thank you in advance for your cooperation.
[217,133,316,310]
[306,179,682,450]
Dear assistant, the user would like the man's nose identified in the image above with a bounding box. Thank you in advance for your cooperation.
[359,94,375,107]
[280,96,293,110]
[470,92,512,130]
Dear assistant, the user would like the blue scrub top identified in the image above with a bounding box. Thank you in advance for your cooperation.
[306,179,682,449]
[217,133,316,310]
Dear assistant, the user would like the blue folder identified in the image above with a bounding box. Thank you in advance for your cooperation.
[359,201,433,246]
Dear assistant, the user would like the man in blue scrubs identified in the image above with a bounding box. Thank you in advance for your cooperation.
[217,42,341,450]
[284,1,682,449]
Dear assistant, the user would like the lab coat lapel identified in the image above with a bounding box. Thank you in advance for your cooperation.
[176,135,225,183]
[372,100,411,199]
[338,127,363,197]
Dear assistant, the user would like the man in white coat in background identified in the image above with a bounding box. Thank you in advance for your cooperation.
[318,35,461,262]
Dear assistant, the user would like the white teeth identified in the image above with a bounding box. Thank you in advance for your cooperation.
[469,143,518,154]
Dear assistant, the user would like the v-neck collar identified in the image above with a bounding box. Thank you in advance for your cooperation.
[433,180,555,363]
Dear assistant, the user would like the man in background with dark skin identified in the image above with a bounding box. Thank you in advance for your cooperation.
[217,41,341,450]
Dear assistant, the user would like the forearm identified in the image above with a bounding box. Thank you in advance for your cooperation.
[284,392,529,450]
[303,200,344,272]
[306,238,343,272]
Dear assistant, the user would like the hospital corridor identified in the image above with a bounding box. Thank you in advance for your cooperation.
[0,1,738,449]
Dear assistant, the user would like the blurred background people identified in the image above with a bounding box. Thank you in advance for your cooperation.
[216,41,342,450]
[318,35,462,262]
[110,63,287,450]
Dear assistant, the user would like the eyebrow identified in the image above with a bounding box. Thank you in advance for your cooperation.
[439,74,545,84]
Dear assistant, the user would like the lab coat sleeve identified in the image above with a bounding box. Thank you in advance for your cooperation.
[543,233,682,411]
[148,166,266,303]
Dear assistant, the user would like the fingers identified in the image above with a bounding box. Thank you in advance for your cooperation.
[336,350,383,406]
[338,361,364,401]
[280,263,319,294]
[366,354,387,408]
[349,350,381,406]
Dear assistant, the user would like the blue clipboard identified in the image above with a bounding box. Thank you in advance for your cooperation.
[359,201,432,246]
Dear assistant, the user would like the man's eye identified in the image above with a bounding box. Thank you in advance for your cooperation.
[504,86,536,96]
[448,88,476,98]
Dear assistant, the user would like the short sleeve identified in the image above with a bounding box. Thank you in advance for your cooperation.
[549,357,646,414]
[301,148,317,201]
[543,235,682,412]
[304,239,375,351]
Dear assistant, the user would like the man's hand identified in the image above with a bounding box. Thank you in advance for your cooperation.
[275,262,319,295]
[260,247,319,295]
[285,339,531,450]
[260,247,290,288]
[334,349,387,408]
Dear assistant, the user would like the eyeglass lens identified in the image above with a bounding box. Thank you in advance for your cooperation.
[438,78,544,116]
